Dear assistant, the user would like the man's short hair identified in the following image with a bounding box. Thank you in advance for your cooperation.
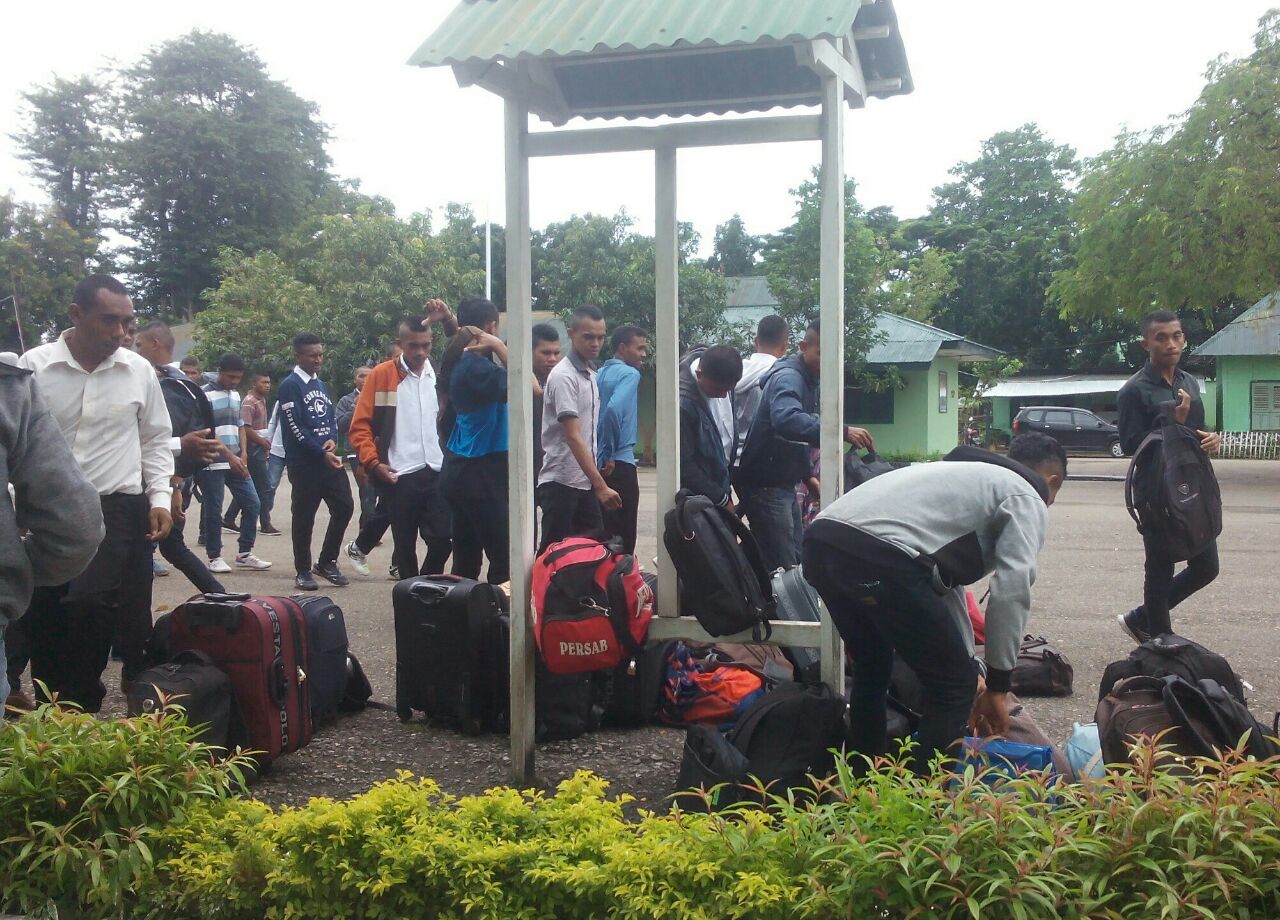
[805,318,820,337]
[1008,432,1068,477]
[138,319,175,350]
[698,345,743,386]
[532,323,559,345]
[458,297,499,329]
[252,369,271,381]
[571,304,605,328]
[1141,310,1180,336]
[399,316,430,336]
[611,325,646,353]
[757,315,788,346]
[179,355,200,369]
[72,274,128,312]
[293,332,322,351]
[218,353,245,373]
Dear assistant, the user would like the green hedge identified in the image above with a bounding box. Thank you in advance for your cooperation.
[4,706,1280,918]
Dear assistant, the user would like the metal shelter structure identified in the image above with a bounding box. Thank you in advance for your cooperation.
[411,0,914,783]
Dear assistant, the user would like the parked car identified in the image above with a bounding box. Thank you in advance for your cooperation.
[1012,406,1124,457]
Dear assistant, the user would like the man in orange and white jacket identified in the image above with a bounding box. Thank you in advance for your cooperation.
[347,305,456,579]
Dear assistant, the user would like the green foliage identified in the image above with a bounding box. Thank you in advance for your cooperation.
[761,168,883,377]
[110,31,332,317]
[1053,12,1280,321]
[706,214,762,276]
[10,712,1280,919]
[0,194,105,350]
[533,212,731,354]
[0,702,250,918]
[11,75,109,233]
[197,201,485,390]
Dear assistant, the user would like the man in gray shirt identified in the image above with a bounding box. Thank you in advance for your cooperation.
[536,305,621,553]
[1,356,104,709]
[802,433,1066,771]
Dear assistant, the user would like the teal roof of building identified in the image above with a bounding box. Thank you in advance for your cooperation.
[1196,291,1280,358]
[409,0,912,122]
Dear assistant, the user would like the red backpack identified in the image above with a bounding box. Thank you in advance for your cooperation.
[531,537,654,675]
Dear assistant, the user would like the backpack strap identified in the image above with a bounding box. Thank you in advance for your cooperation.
[603,552,644,659]
[170,649,219,669]
[1124,431,1162,532]
[1159,675,1230,756]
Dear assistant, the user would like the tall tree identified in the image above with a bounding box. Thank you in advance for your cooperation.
[759,169,883,376]
[11,76,108,234]
[1051,12,1280,324]
[112,31,332,318]
[905,124,1129,369]
[706,214,761,276]
[0,195,102,350]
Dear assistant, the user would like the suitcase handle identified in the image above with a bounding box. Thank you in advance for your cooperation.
[269,658,289,707]
[409,582,451,602]
[198,592,252,603]
[182,603,243,631]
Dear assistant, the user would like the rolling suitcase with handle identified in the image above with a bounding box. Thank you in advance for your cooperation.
[167,593,313,767]
[292,594,351,723]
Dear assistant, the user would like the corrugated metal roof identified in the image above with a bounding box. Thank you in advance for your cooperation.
[725,276,779,310]
[865,312,1002,365]
[1195,291,1280,357]
[985,374,1205,399]
[408,0,912,122]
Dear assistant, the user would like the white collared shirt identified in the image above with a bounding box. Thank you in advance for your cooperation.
[387,357,443,475]
[21,331,174,509]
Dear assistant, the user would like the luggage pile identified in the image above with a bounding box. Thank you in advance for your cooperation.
[130,592,371,770]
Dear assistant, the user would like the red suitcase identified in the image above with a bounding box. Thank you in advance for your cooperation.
[168,592,313,766]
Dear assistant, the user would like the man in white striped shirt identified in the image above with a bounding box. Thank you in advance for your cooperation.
[17,274,174,709]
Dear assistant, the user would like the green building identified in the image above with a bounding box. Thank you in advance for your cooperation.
[1195,291,1280,432]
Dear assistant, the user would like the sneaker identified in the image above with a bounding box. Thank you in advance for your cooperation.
[1117,608,1153,645]
[313,561,350,587]
[388,564,401,581]
[295,571,319,591]
[260,524,283,536]
[207,557,232,574]
[235,552,273,570]
[222,518,240,534]
[152,558,169,577]
[345,541,371,577]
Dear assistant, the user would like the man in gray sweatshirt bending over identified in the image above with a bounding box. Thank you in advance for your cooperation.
[802,433,1066,769]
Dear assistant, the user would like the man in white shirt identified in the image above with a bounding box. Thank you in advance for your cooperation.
[698,314,791,468]
[18,274,174,710]
[348,315,453,578]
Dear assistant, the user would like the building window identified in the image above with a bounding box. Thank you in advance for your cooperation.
[938,370,949,414]
[846,385,894,425]
[1252,380,1280,431]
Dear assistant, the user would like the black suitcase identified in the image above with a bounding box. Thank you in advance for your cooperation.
[127,649,240,754]
[293,594,351,723]
[393,575,510,734]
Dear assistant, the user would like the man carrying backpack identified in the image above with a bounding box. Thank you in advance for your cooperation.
[801,433,1067,770]
[1116,310,1221,643]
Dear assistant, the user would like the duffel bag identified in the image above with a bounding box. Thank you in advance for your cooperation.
[658,642,766,727]
[1010,635,1073,697]
[1099,634,1244,703]
[128,649,241,755]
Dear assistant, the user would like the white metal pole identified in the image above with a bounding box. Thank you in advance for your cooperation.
[818,73,847,693]
[485,196,493,302]
[504,95,536,785]
[654,146,681,619]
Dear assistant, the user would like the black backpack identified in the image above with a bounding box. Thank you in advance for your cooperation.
[843,449,895,492]
[1096,674,1278,767]
[674,681,847,811]
[1125,416,1222,562]
[1099,634,1244,704]
[662,490,775,639]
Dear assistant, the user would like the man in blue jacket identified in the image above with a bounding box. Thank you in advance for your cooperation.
[678,344,743,510]
[737,319,873,572]
[596,325,647,553]
[278,332,353,591]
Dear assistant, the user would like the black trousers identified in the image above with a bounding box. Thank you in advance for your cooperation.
[380,466,452,578]
[288,464,354,575]
[803,539,976,771]
[536,480,604,554]
[157,504,227,595]
[1139,534,1220,636]
[442,453,510,585]
[601,461,639,554]
[25,493,152,711]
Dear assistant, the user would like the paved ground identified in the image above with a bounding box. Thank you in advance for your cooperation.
[67,459,1280,809]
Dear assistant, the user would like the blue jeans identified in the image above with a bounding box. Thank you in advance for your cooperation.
[198,468,259,558]
[263,454,286,519]
[741,485,803,573]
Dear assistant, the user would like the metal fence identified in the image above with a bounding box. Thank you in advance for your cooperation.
[1218,431,1280,460]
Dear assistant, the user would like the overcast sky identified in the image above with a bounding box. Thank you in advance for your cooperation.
[1,1,1273,254]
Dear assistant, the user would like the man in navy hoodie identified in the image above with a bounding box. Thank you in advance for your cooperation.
[737,319,873,572]
[278,332,353,591]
